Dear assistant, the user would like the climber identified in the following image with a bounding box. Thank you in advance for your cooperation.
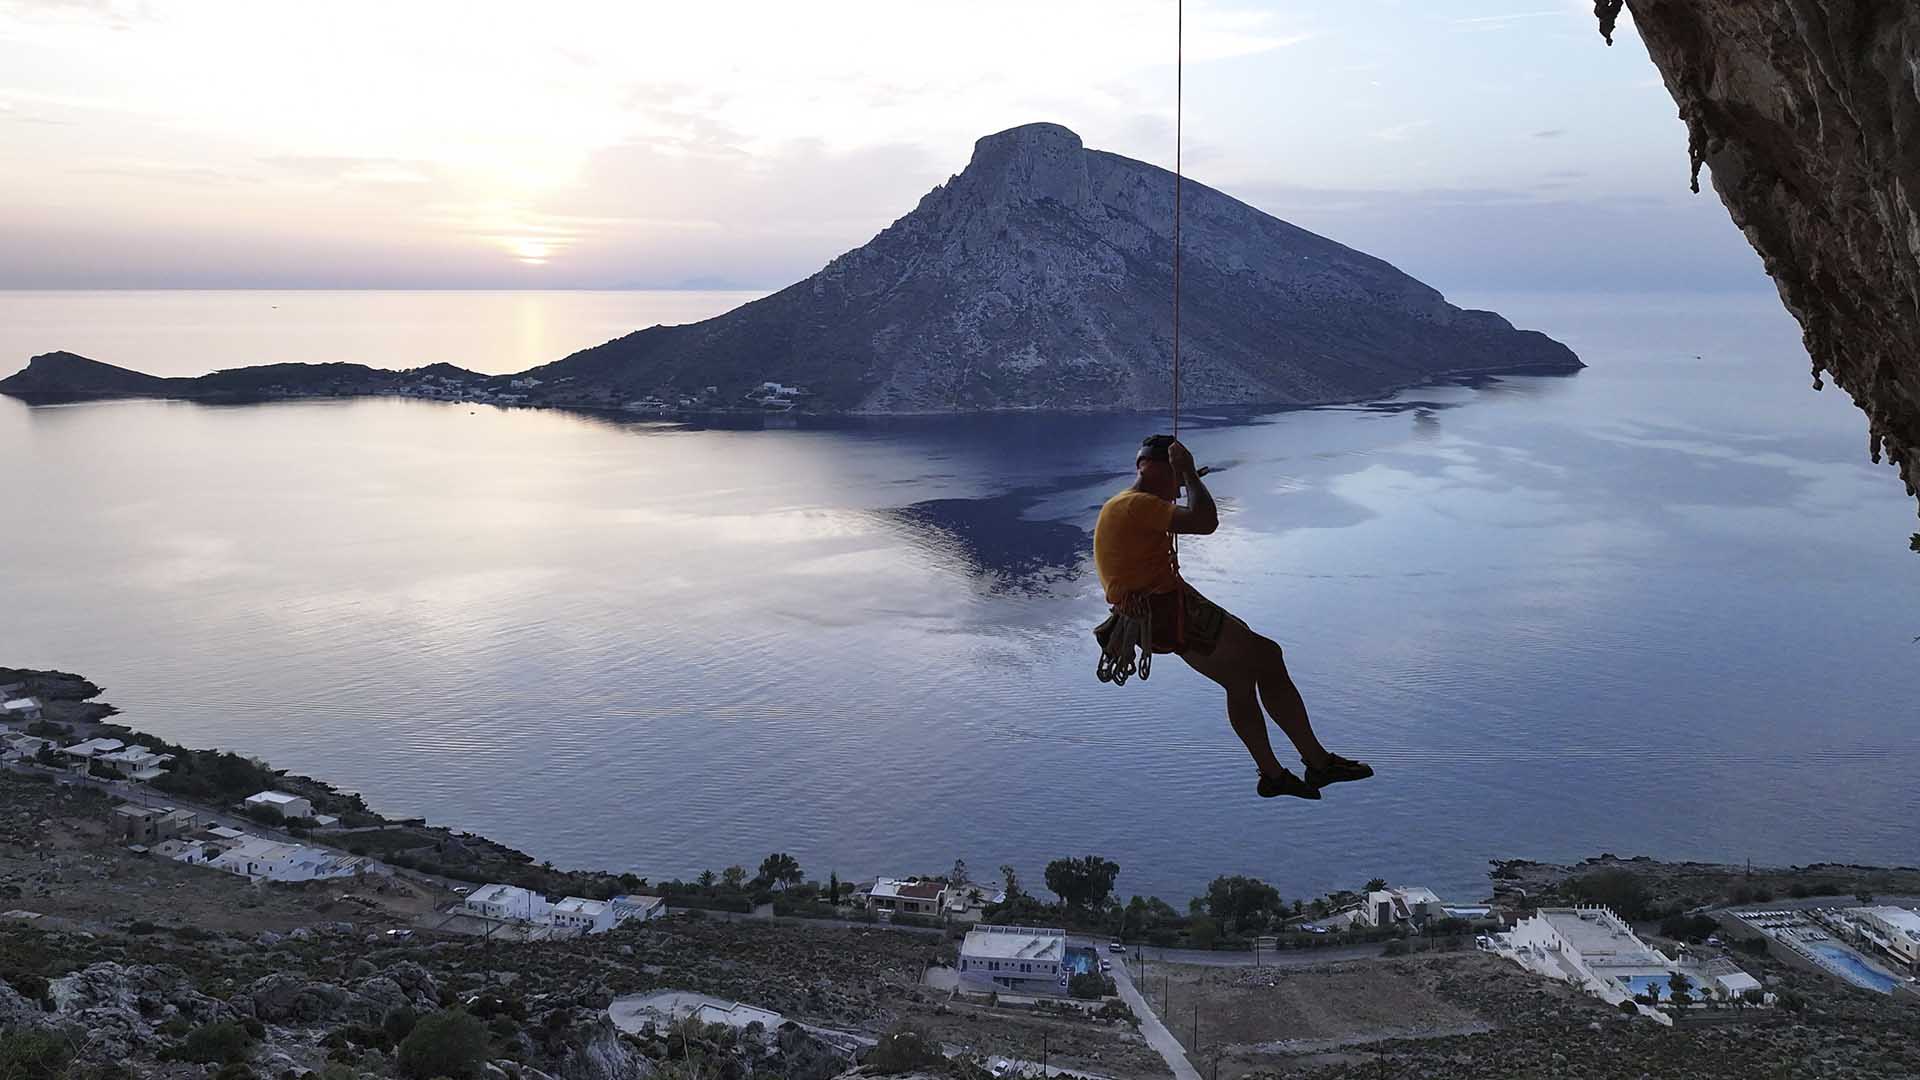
[1092,435,1373,800]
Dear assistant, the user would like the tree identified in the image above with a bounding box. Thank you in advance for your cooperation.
[952,858,969,885]
[697,869,716,890]
[1364,878,1388,893]
[828,871,841,904]
[1188,914,1220,949]
[759,852,803,889]
[1201,875,1285,934]
[721,865,747,890]
[1000,864,1022,900]
[1667,972,1692,1005]
[1045,856,1121,910]
[397,1010,490,1079]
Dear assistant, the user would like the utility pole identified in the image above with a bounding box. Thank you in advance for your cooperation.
[1041,1031,1048,1079]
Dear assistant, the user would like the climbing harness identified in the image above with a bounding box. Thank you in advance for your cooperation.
[1092,0,1186,688]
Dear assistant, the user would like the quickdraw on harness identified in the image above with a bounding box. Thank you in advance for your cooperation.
[1096,593,1155,685]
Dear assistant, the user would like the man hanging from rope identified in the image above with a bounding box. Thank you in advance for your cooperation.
[1093,435,1373,800]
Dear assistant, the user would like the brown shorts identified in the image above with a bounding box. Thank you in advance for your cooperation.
[1146,584,1242,657]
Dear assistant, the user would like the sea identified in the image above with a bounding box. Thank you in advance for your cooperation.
[2,288,1916,905]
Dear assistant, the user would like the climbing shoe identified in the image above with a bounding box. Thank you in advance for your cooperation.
[1257,768,1321,800]
[1305,754,1374,789]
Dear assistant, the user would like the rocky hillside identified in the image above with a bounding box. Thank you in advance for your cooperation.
[1603,2,1920,531]
[527,123,1579,412]
[0,351,485,404]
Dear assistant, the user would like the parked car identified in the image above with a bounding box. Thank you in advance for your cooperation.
[1100,959,1112,972]
[1107,940,1126,953]
[451,886,470,896]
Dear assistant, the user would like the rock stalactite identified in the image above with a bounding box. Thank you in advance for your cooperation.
[1608,1,1920,534]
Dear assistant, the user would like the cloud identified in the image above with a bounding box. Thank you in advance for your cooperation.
[1370,121,1430,142]
[1533,128,1568,138]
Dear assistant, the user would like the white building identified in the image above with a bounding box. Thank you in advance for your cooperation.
[866,878,948,918]
[243,791,315,819]
[96,746,173,781]
[1504,906,1758,1012]
[1359,885,1447,929]
[208,835,363,881]
[1852,906,1920,967]
[60,737,124,760]
[465,883,549,923]
[1,697,42,721]
[1702,957,1763,999]
[0,733,49,760]
[958,924,1069,995]
[551,897,607,931]
[159,828,363,882]
[605,894,666,927]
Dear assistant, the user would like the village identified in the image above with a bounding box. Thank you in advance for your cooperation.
[6,672,1920,1080]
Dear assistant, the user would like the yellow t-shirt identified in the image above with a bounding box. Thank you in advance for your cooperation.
[1093,490,1179,605]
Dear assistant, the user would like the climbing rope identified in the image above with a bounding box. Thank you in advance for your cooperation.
[1172,0,1183,443]
[1092,0,1187,690]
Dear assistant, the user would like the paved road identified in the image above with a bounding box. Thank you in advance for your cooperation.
[1107,949,1200,1080]
[1070,936,1384,969]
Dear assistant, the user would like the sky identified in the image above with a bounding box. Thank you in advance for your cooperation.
[0,0,1770,293]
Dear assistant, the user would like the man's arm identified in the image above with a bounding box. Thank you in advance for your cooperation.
[1168,441,1218,535]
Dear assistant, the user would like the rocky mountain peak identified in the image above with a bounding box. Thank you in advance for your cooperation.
[955,122,1091,208]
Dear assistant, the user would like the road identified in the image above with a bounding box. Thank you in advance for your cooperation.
[1070,935,1385,969]
[1106,947,1200,1080]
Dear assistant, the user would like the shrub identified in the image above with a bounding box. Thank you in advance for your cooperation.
[1567,869,1654,921]
[0,1029,75,1080]
[382,1005,419,1044]
[1067,972,1107,1000]
[864,1024,944,1073]
[397,1010,490,1080]
[180,1021,255,1065]
[212,1064,256,1080]
[1383,940,1410,956]
[1659,914,1721,943]
[1617,999,1639,1014]
[3,971,49,1005]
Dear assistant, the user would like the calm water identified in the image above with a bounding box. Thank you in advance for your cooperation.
[3,289,1917,905]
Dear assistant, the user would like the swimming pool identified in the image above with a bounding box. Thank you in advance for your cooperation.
[1805,943,1901,993]
[1615,974,1679,1001]
[1063,946,1099,976]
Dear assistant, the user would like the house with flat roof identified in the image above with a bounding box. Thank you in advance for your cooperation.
[111,805,198,845]
[551,897,607,931]
[606,894,666,927]
[866,878,949,919]
[1,697,42,721]
[1358,885,1447,929]
[243,791,315,819]
[1851,906,1920,968]
[1701,957,1763,999]
[96,746,173,781]
[0,733,49,761]
[465,884,550,924]
[958,924,1068,995]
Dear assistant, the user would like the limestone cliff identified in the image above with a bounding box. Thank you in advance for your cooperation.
[1603,1,1920,535]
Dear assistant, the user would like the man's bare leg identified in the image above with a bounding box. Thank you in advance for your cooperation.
[1223,681,1288,778]
[1181,634,1317,796]
[1251,641,1331,770]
